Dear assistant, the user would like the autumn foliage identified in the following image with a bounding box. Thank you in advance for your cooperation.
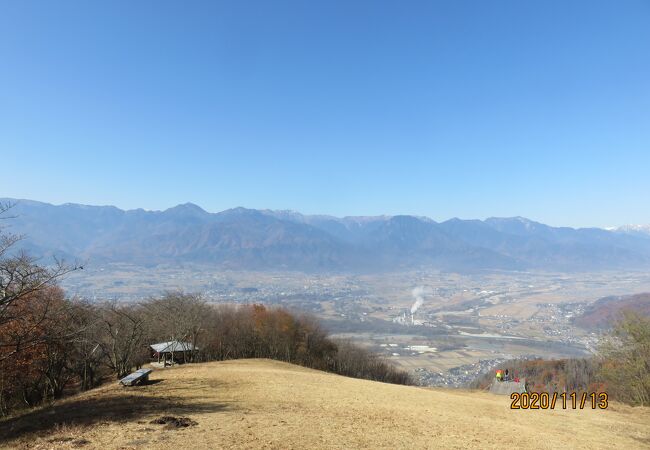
[0,286,71,411]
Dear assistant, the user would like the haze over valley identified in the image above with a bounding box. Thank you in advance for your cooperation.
[5,198,650,386]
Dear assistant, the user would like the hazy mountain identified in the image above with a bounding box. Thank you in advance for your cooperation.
[2,198,650,272]
[444,216,650,270]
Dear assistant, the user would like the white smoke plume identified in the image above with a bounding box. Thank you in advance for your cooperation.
[410,286,430,314]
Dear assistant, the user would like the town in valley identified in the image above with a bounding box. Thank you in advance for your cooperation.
[62,265,650,387]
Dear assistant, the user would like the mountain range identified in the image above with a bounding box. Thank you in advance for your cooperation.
[2,198,650,272]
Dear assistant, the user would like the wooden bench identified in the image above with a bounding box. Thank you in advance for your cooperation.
[119,368,153,386]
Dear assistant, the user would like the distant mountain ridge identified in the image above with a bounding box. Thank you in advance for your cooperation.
[2,198,650,272]
[616,224,650,236]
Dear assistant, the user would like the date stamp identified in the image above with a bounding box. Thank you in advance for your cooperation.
[510,392,608,409]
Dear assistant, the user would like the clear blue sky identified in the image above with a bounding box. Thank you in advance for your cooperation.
[1,1,648,228]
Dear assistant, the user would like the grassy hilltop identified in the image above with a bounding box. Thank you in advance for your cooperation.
[2,359,648,449]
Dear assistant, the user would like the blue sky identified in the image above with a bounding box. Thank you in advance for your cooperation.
[1,1,648,228]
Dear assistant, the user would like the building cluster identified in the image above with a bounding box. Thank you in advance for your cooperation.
[414,358,512,387]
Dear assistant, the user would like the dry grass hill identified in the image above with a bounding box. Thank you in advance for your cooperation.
[1,359,649,449]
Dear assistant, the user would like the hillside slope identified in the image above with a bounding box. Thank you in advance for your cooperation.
[1,359,649,449]
[574,292,650,330]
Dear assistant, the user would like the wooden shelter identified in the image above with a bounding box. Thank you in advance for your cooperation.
[150,341,197,366]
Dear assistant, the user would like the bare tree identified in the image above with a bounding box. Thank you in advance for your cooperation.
[66,300,104,390]
[0,202,79,361]
[144,291,208,362]
[96,302,146,378]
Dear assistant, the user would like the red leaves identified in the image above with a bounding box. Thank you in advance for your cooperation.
[0,286,67,409]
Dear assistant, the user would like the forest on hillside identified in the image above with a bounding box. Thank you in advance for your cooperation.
[0,286,412,416]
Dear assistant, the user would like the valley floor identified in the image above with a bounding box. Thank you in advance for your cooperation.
[1,359,648,449]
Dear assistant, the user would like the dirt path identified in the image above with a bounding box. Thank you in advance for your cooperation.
[2,359,649,449]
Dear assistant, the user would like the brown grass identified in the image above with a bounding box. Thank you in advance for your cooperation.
[1,359,649,449]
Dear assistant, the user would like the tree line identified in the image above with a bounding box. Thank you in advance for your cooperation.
[0,202,411,415]
[0,290,412,416]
